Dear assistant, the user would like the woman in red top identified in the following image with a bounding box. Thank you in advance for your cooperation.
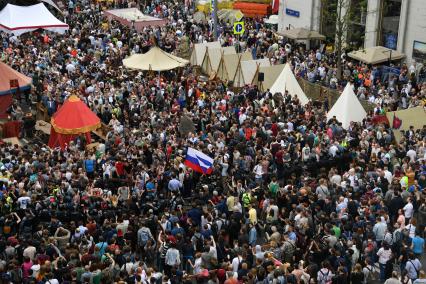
[21,257,33,280]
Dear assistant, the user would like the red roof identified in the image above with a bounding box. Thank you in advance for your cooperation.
[51,95,101,134]
[0,62,32,95]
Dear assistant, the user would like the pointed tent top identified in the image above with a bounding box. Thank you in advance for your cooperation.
[67,95,80,102]
[123,46,189,71]
[326,83,367,129]
[51,95,101,134]
[269,63,310,105]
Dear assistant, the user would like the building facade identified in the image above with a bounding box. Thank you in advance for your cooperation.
[278,0,426,64]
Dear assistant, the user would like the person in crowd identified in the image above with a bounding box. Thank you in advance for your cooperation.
[0,0,425,283]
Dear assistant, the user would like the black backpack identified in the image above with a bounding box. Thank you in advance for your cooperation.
[286,274,296,284]
[211,219,220,236]
[194,234,204,252]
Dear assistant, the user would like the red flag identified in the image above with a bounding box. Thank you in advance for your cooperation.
[372,115,389,125]
[392,114,402,129]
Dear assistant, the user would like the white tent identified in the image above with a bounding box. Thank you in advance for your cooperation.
[252,64,285,91]
[241,58,271,86]
[217,51,252,83]
[201,46,236,75]
[190,41,221,66]
[123,46,189,71]
[269,63,310,105]
[327,83,367,129]
[0,3,68,35]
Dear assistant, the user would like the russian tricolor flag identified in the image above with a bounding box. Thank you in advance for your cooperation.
[184,147,214,174]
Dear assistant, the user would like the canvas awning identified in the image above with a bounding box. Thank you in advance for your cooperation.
[123,46,189,71]
[348,46,405,65]
[0,3,68,35]
[278,28,326,40]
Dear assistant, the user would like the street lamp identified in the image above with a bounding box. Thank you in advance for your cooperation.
[382,49,393,89]
[382,49,392,66]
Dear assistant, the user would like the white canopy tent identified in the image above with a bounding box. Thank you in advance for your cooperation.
[0,3,68,35]
[269,63,310,105]
[327,83,367,129]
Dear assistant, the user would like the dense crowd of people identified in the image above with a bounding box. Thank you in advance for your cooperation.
[0,0,426,284]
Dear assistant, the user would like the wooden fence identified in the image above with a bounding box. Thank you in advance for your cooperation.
[296,77,374,112]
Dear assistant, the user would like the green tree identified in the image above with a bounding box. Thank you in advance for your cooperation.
[320,0,368,80]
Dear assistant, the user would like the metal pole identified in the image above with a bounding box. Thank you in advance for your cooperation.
[237,34,240,53]
[212,0,218,40]
[388,50,392,89]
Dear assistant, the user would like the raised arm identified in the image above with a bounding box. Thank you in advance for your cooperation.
[13,212,21,223]
[210,236,216,248]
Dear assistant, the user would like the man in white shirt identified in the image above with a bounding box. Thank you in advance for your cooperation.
[65,62,76,73]
[406,147,417,163]
[231,252,243,272]
[403,198,414,223]
[23,242,37,260]
[286,121,294,132]
[329,142,339,157]
[44,274,60,284]
[330,172,342,186]
[17,193,31,209]
[253,162,264,184]
[383,167,393,184]
[238,110,247,125]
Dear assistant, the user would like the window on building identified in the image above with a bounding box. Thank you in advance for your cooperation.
[379,0,402,50]
[320,0,338,41]
[347,0,367,49]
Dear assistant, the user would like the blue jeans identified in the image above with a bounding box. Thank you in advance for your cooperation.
[379,263,386,281]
